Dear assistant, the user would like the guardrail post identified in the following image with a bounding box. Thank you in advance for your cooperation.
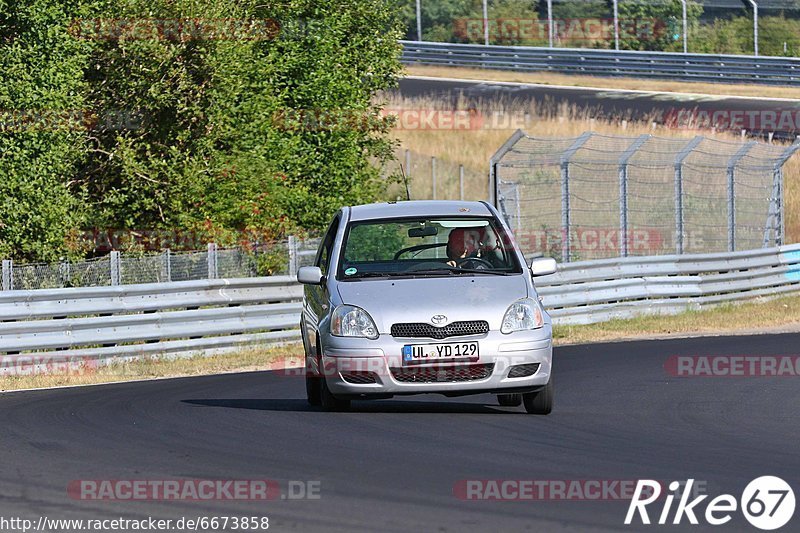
[207,243,218,279]
[110,251,121,286]
[619,135,650,257]
[727,142,756,252]
[288,235,298,275]
[2,260,12,291]
[164,249,172,282]
[674,136,703,254]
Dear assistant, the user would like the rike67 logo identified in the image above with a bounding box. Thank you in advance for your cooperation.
[626,477,795,530]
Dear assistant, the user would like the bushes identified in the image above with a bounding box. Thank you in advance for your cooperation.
[0,0,404,261]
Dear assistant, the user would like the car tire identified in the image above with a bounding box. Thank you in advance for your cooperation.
[303,330,321,406]
[497,393,522,407]
[320,376,351,412]
[522,377,553,415]
[306,372,321,406]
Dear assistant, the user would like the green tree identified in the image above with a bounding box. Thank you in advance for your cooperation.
[617,0,703,52]
[0,0,91,261]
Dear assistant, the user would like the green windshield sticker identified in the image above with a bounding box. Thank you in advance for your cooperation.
[344,267,357,276]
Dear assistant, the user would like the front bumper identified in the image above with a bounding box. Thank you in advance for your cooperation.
[314,326,552,397]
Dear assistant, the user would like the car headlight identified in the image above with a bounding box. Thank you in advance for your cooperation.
[501,298,544,334]
[331,305,379,339]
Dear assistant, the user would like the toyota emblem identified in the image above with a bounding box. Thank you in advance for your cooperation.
[431,314,448,325]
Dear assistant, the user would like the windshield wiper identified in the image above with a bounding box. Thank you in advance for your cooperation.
[343,271,407,280]
[405,267,510,276]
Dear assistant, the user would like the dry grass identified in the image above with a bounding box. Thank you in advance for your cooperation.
[0,344,303,393]
[405,65,800,100]
[553,293,800,345]
[385,92,800,243]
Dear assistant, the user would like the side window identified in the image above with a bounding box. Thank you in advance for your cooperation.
[315,216,340,275]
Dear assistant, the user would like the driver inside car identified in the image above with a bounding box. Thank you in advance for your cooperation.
[446,227,491,268]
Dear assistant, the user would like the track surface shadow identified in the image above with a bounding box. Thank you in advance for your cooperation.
[182,397,517,414]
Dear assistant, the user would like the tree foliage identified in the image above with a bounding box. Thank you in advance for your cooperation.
[1,0,403,260]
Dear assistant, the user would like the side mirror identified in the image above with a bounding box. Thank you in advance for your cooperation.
[297,266,324,285]
[529,257,557,277]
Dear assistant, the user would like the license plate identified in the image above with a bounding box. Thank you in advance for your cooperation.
[402,342,479,365]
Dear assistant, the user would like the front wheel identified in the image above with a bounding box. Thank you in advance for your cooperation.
[320,376,351,412]
[306,372,321,406]
[522,378,553,415]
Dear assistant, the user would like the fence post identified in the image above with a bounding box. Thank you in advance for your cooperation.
[727,142,756,252]
[164,249,172,282]
[560,132,593,262]
[778,168,785,245]
[59,259,71,287]
[110,251,121,286]
[459,165,465,200]
[288,235,298,275]
[619,135,650,257]
[415,0,422,41]
[431,156,437,200]
[674,136,703,254]
[2,260,12,291]
[207,243,218,279]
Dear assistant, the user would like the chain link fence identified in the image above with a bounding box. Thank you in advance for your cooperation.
[491,131,800,262]
[1,239,322,291]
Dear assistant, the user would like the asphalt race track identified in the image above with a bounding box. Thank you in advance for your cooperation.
[397,76,800,140]
[1,332,798,532]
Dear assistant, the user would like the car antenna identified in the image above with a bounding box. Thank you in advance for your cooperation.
[399,162,411,201]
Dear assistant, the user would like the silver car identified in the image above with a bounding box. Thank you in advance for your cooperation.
[297,200,556,414]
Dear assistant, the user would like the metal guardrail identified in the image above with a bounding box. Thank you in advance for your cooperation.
[537,243,800,324]
[0,244,798,373]
[0,277,302,374]
[401,41,800,86]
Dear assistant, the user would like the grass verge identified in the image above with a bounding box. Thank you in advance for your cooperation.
[553,293,800,345]
[0,344,303,393]
[2,294,799,392]
[404,65,800,100]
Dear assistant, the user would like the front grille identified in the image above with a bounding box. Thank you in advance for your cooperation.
[391,320,489,340]
[390,363,494,383]
[508,363,540,378]
[341,371,378,384]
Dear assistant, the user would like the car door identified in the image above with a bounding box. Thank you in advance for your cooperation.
[303,214,340,354]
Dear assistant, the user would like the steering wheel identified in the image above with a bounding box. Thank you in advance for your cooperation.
[456,257,494,270]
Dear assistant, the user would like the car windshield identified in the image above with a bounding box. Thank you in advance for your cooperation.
[337,216,522,280]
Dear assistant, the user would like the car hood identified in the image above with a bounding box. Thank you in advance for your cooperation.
[336,274,529,333]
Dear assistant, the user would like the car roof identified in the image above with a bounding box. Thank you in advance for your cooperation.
[347,200,493,222]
